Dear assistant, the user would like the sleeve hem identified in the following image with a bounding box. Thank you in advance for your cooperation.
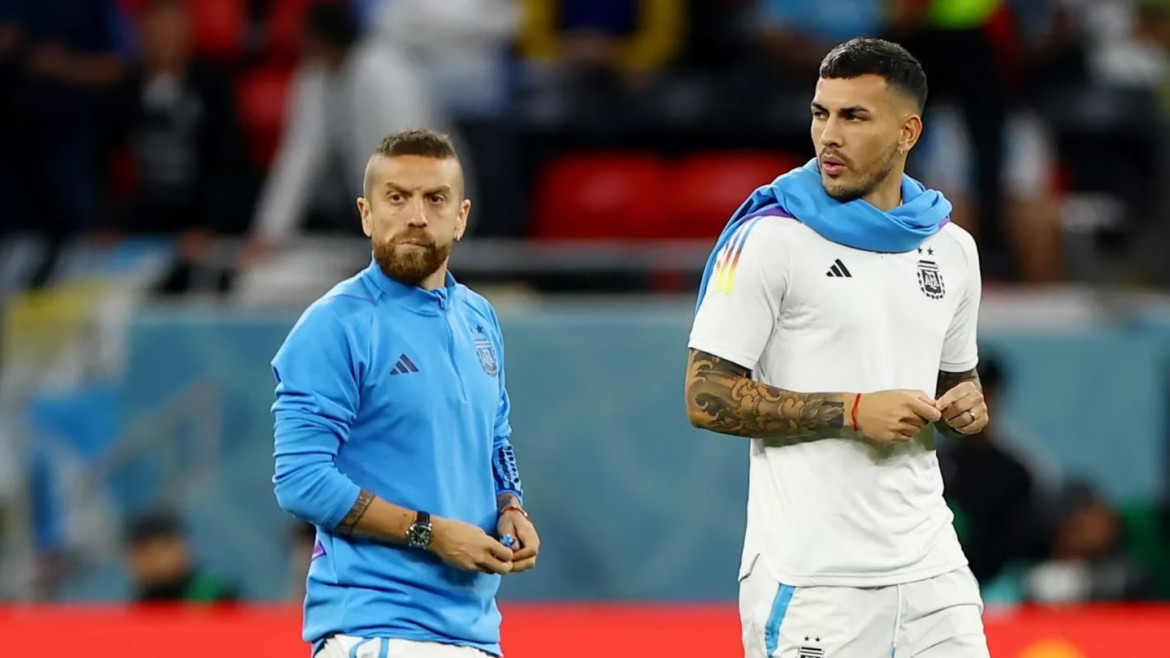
[496,489,524,507]
[939,358,979,373]
[321,481,364,530]
[687,338,760,372]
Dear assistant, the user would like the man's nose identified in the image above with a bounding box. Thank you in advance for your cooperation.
[405,197,428,226]
[818,117,843,148]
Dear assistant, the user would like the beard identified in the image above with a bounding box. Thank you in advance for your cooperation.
[822,145,900,203]
[373,233,451,286]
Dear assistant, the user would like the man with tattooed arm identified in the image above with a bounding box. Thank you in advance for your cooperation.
[686,38,990,658]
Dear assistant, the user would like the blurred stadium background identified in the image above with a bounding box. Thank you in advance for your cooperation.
[3,0,1170,656]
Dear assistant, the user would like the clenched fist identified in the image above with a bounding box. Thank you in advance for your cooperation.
[852,390,942,444]
[935,381,988,435]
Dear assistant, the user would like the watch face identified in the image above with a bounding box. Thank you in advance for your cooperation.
[409,523,432,547]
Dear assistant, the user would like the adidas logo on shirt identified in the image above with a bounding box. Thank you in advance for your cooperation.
[390,354,419,375]
[825,259,852,278]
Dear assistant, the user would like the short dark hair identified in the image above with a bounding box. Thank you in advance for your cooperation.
[364,128,462,197]
[373,128,459,161]
[819,38,928,111]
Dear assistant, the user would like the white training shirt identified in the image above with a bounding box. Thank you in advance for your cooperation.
[688,211,981,588]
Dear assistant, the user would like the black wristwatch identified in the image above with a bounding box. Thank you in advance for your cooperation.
[406,511,433,549]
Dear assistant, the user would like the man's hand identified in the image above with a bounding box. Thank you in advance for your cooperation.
[853,390,943,444]
[429,518,514,574]
[935,381,988,435]
[497,507,539,573]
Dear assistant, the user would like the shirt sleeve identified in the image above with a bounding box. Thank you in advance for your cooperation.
[688,217,788,372]
[940,230,982,372]
[486,304,523,503]
[270,300,366,529]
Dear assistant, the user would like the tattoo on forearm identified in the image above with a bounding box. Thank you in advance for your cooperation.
[336,489,374,534]
[686,349,844,441]
[936,368,980,398]
[936,367,981,438]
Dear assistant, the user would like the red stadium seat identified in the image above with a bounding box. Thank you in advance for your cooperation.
[530,153,671,240]
[183,0,247,61]
[236,66,293,168]
[667,151,803,239]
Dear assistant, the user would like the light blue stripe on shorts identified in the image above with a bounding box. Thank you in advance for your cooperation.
[347,638,388,658]
[349,639,373,658]
[764,584,797,657]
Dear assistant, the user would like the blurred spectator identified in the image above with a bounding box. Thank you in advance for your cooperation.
[369,0,519,120]
[1073,0,1165,88]
[515,0,686,174]
[124,511,237,604]
[105,0,250,295]
[913,1,1079,285]
[916,107,1065,284]
[939,354,1048,585]
[245,0,446,261]
[892,0,1009,279]
[749,0,884,134]
[756,0,885,82]
[0,0,126,287]
[1012,0,1089,97]
[519,0,684,89]
[1024,481,1155,603]
[677,0,755,73]
[369,0,523,236]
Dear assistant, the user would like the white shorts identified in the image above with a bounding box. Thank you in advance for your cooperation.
[315,636,493,658]
[739,561,989,658]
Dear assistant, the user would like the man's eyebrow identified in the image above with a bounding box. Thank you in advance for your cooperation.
[810,103,872,114]
[383,183,453,193]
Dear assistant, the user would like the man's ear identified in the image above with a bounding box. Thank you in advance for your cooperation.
[357,197,373,237]
[455,198,471,242]
[900,114,923,154]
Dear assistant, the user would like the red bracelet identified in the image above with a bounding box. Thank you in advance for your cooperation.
[850,394,862,432]
[500,505,528,519]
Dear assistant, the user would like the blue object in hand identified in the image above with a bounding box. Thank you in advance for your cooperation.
[501,535,515,548]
